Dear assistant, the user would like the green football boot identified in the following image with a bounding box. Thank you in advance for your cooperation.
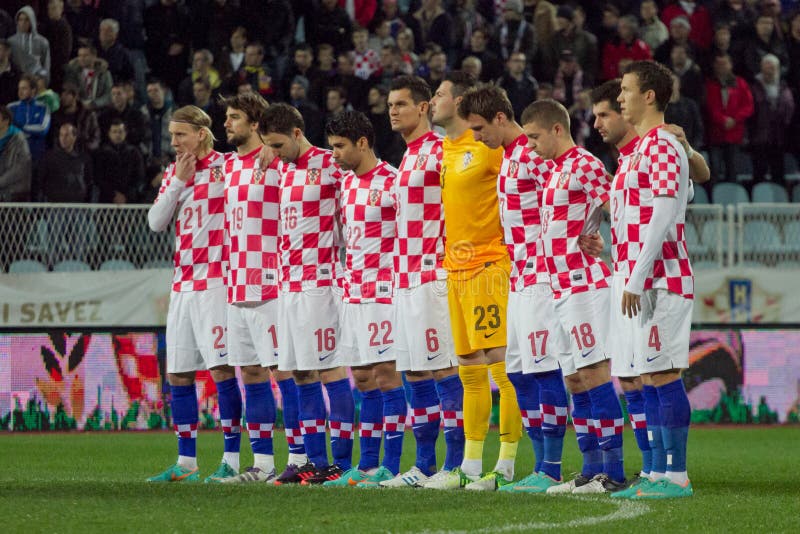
[146,463,200,483]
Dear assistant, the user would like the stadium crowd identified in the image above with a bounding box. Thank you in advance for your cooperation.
[1,0,800,204]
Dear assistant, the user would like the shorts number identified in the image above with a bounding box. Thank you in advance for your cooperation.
[231,206,244,230]
[570,323,595,350]
[474,305,501,331]
[648,325,662,352]
[283,206,298,230]
[212,325,225,349]
[527,330,549,357]
[346,226,362,250]
[368,321,393,346]
[425,328,440,353]
[182,205,203,230]
[314,328,336,352]
[268,324,278,348]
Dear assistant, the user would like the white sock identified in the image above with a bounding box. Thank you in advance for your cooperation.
[650,471,667,481]
[461,458,482,477]
[288,453,308,467]
[177,455,197,470]
[666,470,689,485]
[253,453,275,473]
[223,452,240,472]
[493,459,514,480]
[640,470,650,479]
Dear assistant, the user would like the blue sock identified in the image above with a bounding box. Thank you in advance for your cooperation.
[244,381,275,455]
[436,375,464,471]
[215,378,242,454]
[325,378,355,470]
[644,385,666,475]
[408,378,440,475]
[623,388,652,475]
[588,381,625,483]
[277,378,304,456]
[537,369,567,481]
[171,383,198,458]
[571,390,602,478]
[657,379,691,476]
[381,387,407,475]
[298,382,328,468]
[358,388,383,471]
[507,372,544,472]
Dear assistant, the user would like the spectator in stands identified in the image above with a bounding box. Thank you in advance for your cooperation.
[413,0,454,56]
[0,104,32,202]
[549,5,598,86]
[325,86,348,124]
[141,79,173,165]
[307,0,352,53]
[282,43,323,105]
[459,28,503,82]
[288,75,324,146]
[496,51,538,121]
[423,50,448,92]
[669,43,704,106]
[596,3,621,52]
[0,40,21,105]
[92,119,144,204]
[396,28,419,74]
[65,0,99,52]
[37,122,91,202]
[240,0,294,81]
[352,27,380,81]
[368,20,395,54]
[33,73,59,113]
[527,0,557,55]
[97,19,134,87]
[452,0,489,60]
[177,49,221,107]
[101,0,147,106]
[195,0,241,58]
[139,161,164,204]
[374,44,408,86]
[366,85,404,167]
[98,82,149,152]
[8,6,50,82]
[713,0,758,44]
[215,26,246,82]
[665,74,704,151]
[537,82,554,100]
[749,54,794,188]
[708,22,733,71]
[640,0,668,52]
[38,0,72,92]
[50,84,100,152]
[569,88,601,154]
[191,79,227,152]
[787,11,800,89]
[742,14,789,82]
[331,51,368,111]
[143,0,189,95]
[705,53,754,183]
[601,15,652,81]
[8,74,50,162]
[552,49,585,110]
[654,16,697,66]
[661,0,713,51]
[230,42,276,100]
[0,9,12,39]
[63,43,113,110]
[495,0,536,67]
[460,56,482,82]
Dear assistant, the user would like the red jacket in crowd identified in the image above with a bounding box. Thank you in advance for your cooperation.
[601,39,652,81]
[705,76,754,145]
[339,0,377,29]
[661,2,713,50]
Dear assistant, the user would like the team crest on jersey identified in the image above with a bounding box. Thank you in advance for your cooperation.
[508,161,519,177]
[415,155,428,169]
[368,189,382,206]
[252,168,264,184]
[462,151,473,170]
[557,171,570,188]
[307,168,321,185]
[210,166,224,183]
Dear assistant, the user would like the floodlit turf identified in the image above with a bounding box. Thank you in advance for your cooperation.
[0,427,797,533]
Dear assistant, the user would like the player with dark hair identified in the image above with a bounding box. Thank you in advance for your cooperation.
[377,75,463,488]
[259,103,355,485]
[323,111,405,487]
[426,72,522,491]
[458,85,573,494]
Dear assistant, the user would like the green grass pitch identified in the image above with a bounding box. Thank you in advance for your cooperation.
[1,427,797,533]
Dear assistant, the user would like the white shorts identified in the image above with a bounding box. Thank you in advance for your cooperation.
[227,300,279,368]
[278,286,342,371]
[553,287,610,371]
[506,284,576,376]
[635,289,693,374]
[395,282,458,372]
[339,302,395,367]
[609,275,639,378]
[166,286,229,373]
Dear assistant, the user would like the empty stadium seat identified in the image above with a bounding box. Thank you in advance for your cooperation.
[783,221,800,253]
[752,182,789,203]
[684,221,707,255]
[692,260,720,271]
[775,260,800,270]
[712,183,749,206]
[99,259,136,271]
[8,259,47,274]
[741,221,783,254]
[700,219,729,252]
[690,185,709,204]
[53,260,92,272]
[793,183,800,203]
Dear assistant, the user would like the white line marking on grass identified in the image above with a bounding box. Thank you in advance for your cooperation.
[416,498,651,534]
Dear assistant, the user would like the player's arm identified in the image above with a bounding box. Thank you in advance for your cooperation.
[662,124,710,184]
[147,152,195,232]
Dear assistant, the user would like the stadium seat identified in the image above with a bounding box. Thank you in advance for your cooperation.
[692,260,720,271]
[712,183,749,206]
[741,221,783,254]
[53,260,92,272]
[752,182,789,203]
[99,259,136,271]
[690,185,709,204]
[775,260,800,270]
[700,219,729,253]
[783,221,800,253]
[793,183,800,203]
[8,259,47,274]
[143,260,173,269]
[684,221,707,255]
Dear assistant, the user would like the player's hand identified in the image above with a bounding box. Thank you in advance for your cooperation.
[578,232,604,257]
[257,145,276,170]
[622,290,641,319]
[174,152,196,182]
[663,124,691,154]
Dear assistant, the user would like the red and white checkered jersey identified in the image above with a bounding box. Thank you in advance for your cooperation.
[497,134,552,291]
[340,160,398,304]
[354,48,379,80]
[540,146,612,298]
[153,150,227,292]
[618,127,693,298]
[224,147,280,303]
[278,146,344,292]
[610,136,639,275]
[393,130,446,288]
